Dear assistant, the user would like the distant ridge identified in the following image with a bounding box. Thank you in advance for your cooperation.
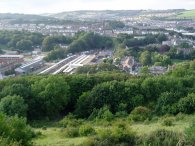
[48,9,186,20]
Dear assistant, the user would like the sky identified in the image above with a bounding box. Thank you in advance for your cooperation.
[0,0,195,14]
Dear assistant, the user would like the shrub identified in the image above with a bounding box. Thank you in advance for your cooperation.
[155,92,181,115]
[42,126,47,130]
[59,114,83,128]
[0,113,34,146]
[115,111,128,118]
[177,93,195,114]
[185,121,195,145]
[129,106,151,122]
[175,113,186,121]
[81,122,136,146]
[88,106,114,122]
[63,127,79,138]
[139,129,184,146]
[162,117,175,126]
[79,124,96,136]
[0,137,21,146]
[0,95,28,117]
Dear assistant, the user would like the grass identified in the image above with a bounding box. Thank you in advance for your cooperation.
[33,128,87,146]
[172,59,189,64]
[177,10,195,19]
[32,114,195,146]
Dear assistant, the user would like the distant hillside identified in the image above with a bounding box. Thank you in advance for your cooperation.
[50,10,143,20]
[177,10,195,19]
[0,13,56,24]
[49,9,187,21]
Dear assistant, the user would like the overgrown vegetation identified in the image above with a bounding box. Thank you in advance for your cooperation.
[0,60,194,145]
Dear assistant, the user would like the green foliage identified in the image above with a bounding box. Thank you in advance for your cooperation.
[76,81,125,118]
[44,46,66,61]
[59,114,83,128]
[79,124,96,136]
[42,35,71,52]
[177,93,195,114]
[129,106,151,122]
[63,127,79,138]
[140,66,149,75]
[185,121,195,144]
[123,34,166,48]
[96,106,114,122]
[0,30,44,51]
[152,53,172,66]
[0,95,28,117]
[16,39,33,51]
[139,50,152,65]
[67,32,113,54]
[139,129,184,146]
[180,42,191,48]
[0,61,194,121]
[0,137,21,146]
[108,21,125,29]
[82,122,136,146]
[0,113,34,146]
[162,117,175,126]
[155,92,182,115]
[31,76,70,119]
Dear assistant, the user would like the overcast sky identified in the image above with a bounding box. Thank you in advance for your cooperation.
[0,0,195,14]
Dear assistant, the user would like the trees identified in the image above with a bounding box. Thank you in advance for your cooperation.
[0,113,34,146]
[0,30,44,51]
[44,46,66,61]
[42,35,71,52]
[42,36,56,51]
[67,32,113,54]
[139,50,152,65]
[0,95,28,117]
[16,39,33,51]
[177,93,195,114]
[157,34,167,43]
[31,76,70,119]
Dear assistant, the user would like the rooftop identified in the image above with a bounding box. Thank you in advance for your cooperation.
[0,55,24,58]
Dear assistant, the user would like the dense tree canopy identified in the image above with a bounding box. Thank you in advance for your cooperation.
[0,95,28,117]
[0,30,44,51]
[67,32,114,54]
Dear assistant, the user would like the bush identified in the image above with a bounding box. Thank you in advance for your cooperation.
[177,93,195,114]
[175,113,186,121]
[42,126,47,130]
[162,117,175,126]
[59,114,83,128]
[0,113,34,146]
[63,127,79,138]
[129,106,151,122]
[185,121,195,144]
[79,124,96,136]
[0,137,21,146]
[139,129,184,146]
[91,106,114,122]
[0,95,28,117]
[81,122,136,146]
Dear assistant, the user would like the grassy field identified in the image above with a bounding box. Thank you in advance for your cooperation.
[33,127,87,146]
[32,114,195,146]
[177,10,195,19]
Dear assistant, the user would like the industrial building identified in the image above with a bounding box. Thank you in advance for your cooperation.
[15,57,44,74]
[0,55,24,66]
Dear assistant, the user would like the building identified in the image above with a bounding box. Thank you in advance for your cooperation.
[0,55,24,74]
[15,58,44,74]
[0,55,24,66]
[149,66,167,75]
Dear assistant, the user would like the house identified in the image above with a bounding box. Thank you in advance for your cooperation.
[149,66,167,75]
